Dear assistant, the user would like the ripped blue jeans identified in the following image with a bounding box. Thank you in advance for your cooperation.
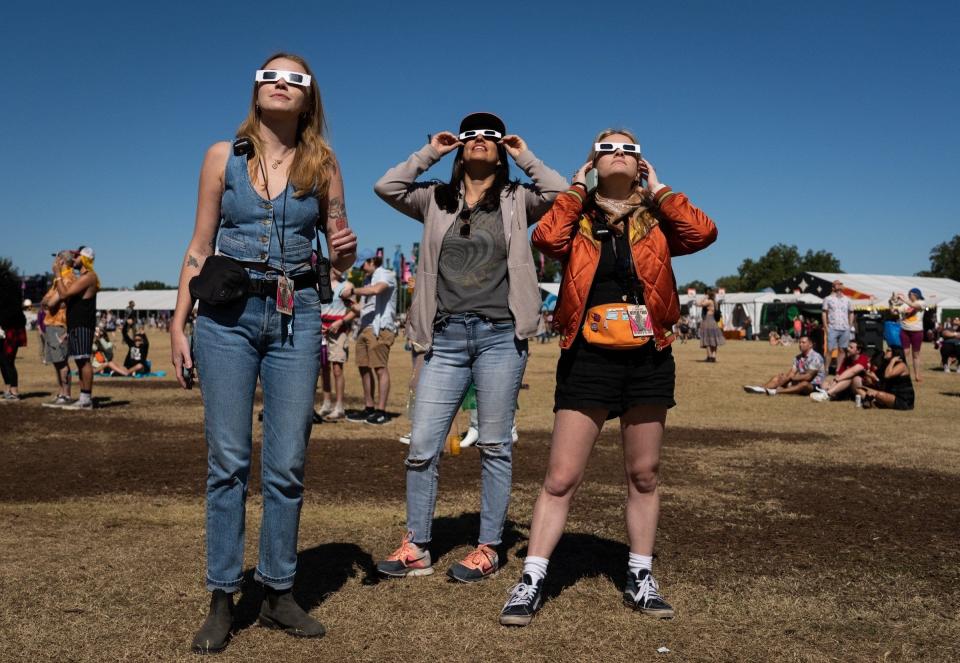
[405,314,528,546]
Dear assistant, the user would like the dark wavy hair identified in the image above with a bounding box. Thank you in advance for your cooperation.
[433,143,519,214]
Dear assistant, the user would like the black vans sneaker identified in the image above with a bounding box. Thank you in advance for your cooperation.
[499,574,543,626]
[365,409,389,425]
[346,406,375,422]
[623,569,674,619]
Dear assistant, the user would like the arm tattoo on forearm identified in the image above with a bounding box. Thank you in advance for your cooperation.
[187,254,200,269]
[327,196,348,231]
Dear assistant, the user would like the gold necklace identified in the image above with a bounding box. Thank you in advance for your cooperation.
[270,149,295,170]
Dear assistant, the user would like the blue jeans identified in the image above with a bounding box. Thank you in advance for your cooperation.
[406,314,528,546]
[194,285,323,592]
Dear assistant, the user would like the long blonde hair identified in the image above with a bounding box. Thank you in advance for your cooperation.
[236,52,335,199]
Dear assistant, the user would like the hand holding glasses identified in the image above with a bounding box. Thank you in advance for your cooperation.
[499,134,527,160]
[430,131,463,156]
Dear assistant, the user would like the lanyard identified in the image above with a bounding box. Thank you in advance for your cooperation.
[257,157,289,276]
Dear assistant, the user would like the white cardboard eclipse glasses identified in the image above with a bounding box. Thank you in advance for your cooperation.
[255,69,312,87]
[594,142,642,155]
[458,129,503,141]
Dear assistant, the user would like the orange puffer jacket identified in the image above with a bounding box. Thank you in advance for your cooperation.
[532,184,718,350]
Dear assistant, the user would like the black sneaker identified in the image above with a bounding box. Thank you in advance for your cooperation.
[365,409,389,425]
[499,574,543,626]
[311,410,326,424]
[346,406,374,422]
[623,569,674,619]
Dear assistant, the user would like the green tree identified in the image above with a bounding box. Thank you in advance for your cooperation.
[916,234,960,280]
[736,244,842,291]
[133,280,174,290]
[677,279,708,294]
[532,248,562,283]
[714,274,742,292]
[0,257,18,287]
[799,249,842,273]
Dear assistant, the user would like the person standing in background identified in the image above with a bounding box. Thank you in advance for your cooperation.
[891,288,926,383]
[0,277,28,402]
[51,246,100,410]
[40,250,78,406]
[697,288,724,362]
[822,280,854,374]
[347,251,397,426]
[318,266,355,421]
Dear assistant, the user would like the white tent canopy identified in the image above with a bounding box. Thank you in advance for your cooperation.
[96,290,178,312]
[804,273,960,305]
[797,273,960,322]
[679,292,822,329]
[538,283,559,297]
[936,298,960,321]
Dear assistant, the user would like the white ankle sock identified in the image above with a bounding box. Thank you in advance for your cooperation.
[522,556,549,584]
[628,552,653,576]
[79,391,92,405]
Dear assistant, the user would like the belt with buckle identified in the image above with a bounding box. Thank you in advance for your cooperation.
[247,272,316,296]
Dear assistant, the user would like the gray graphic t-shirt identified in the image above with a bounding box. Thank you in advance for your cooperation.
[437,205,511,321]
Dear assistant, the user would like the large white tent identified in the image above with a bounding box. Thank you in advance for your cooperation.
[96,290,178,312]
[780,272,960,321]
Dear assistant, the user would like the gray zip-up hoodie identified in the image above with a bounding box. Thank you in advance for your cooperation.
[374,144,567,351]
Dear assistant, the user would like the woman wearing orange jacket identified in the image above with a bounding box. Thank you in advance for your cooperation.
[499,129,717,626]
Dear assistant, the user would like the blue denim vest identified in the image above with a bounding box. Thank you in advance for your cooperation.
[218,150,320,275]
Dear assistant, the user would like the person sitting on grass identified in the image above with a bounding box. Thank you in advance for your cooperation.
[90,327,116,375]
[810,339,869,402]
[743,335,825,396]
[101,319,150,376]
[855,346,915,410]
[937,317,959,372]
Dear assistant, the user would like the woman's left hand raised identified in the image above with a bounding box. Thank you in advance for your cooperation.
[640,158,662,191]
[501,135,527,160]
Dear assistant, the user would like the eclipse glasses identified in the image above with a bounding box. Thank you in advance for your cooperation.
[458,129,502,141]
[594,142,642,156]
[255,69,312,87]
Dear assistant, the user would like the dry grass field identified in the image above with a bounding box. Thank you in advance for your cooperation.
[1,331,958,662]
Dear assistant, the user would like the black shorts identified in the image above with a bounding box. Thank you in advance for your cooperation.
[68,327,94,359]
[554,336,676,419]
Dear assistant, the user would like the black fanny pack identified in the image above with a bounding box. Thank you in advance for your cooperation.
[189,256,251,306]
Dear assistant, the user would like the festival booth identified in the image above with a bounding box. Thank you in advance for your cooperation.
[680,291,823,337]
[776,272,960,320]
[937,298,960,322]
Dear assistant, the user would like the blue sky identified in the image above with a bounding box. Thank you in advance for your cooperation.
[3,0,958,288]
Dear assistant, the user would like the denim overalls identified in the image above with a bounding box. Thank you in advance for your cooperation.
[195,149,324,592]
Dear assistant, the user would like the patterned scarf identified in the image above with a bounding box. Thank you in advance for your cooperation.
[593,191,648,236]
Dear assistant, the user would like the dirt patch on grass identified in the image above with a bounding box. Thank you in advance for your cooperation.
[3,338,960,661]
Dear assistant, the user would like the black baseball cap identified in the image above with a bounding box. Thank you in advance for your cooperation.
[459,111,506,135]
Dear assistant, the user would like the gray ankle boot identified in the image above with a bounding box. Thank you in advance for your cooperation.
[258,588,325,638]
[191,590,234,654]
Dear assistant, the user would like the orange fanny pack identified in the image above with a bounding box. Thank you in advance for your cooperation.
[582,303,654,350]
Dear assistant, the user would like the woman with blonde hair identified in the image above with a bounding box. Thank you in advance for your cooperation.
[170,52,357,653]
[500,129,717,626]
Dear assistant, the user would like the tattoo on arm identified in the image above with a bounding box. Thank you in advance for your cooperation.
[327,197,348,231]
[187,254,200,269]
